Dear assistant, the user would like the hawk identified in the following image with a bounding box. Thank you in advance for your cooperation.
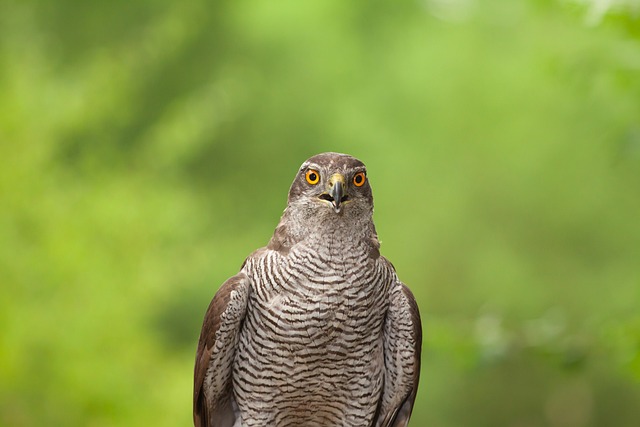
[194,152,422,427]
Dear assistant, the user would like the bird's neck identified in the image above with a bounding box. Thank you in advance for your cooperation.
[268,206,380,258]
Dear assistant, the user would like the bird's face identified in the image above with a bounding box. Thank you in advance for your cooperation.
[287,152,374,219]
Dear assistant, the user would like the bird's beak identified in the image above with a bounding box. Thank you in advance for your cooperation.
[328,174,346,213]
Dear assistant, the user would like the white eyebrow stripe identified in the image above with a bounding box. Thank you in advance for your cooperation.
[299,162,367,174]
[301,162,322,171]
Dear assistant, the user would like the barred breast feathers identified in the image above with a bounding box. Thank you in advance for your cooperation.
[230,233,393,426]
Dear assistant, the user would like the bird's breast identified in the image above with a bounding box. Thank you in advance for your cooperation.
[232,249,389,425]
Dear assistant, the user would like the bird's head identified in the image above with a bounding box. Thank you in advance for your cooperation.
[286,152,374,220]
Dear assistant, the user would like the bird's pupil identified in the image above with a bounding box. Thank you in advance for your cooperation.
[355,175,362,183]
[309,173,317,181]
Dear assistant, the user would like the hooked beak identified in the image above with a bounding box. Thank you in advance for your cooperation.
[319,174,348,213]
[329,179,345,213]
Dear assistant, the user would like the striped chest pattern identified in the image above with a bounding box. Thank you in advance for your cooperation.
[232,242,393,426]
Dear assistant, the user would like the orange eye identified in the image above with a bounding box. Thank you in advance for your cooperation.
[353,172,366,187]
[305,169,320,185]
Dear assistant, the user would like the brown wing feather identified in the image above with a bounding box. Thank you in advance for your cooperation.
[387,283,422,427]
[193,273,250,427]
[374,257,423,427]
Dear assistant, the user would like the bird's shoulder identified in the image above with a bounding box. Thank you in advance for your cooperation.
[377,254,402,285]
[377,256,420,321]
[195,272,250,367]
[384,259,420,311]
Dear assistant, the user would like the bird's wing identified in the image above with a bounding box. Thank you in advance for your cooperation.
[194,272,251,427]
[375,273,422,427]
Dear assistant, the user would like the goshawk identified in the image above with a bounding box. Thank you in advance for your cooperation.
[194,152,422,427]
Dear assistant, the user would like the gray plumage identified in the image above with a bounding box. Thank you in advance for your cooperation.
[194,152,422,427]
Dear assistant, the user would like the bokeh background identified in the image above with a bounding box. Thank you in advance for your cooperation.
[1,0,640,425]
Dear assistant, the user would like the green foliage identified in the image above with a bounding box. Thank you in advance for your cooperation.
[1,0,639,425]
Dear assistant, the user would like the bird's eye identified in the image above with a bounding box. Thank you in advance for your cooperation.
[305,169,320,185]
[353,172,366,187]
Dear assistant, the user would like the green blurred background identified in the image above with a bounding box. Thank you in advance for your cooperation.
[1,0,639,425]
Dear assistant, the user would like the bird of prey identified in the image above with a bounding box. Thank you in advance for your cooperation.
[194,152,422,427]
